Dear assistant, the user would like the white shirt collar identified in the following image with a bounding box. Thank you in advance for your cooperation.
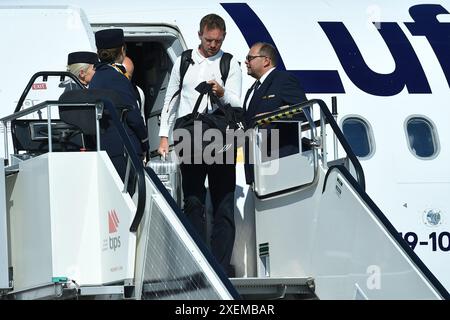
[193,48,223,64]
[259,67,275,85]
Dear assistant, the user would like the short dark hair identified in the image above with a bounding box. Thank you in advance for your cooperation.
[255,42,278,67]
[199,14,226,33]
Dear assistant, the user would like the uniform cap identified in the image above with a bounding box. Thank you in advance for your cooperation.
[95,28,124,49]
[67,51,99,65]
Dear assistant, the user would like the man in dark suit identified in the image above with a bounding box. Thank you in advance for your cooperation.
[243,42,308,184]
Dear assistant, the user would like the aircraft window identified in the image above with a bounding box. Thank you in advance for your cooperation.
[406,117,439,159]
[342,117,373,158]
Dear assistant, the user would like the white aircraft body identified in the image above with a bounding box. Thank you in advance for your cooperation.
[0,0,449,299]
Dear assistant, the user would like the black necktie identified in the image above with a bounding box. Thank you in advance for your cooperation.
[244,80,261,111]
[254,80,261,91]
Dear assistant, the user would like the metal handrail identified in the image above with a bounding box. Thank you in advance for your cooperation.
[323,165,449,299]
[251,103,319,199]
[14,71,85,114]
[252,99,366,191]
[100,100,146,232]
[0,99,146,233]
[1,101,103,158]
[1,101,95,123]
[313,98,365,191]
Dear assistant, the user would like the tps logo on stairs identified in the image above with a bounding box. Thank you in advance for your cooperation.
[108,209,121,251]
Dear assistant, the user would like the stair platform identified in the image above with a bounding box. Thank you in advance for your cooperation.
[230,277,316,300]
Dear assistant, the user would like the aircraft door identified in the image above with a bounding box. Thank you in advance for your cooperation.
[95,25,187,156]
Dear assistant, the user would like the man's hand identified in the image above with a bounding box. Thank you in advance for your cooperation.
[158,137,169,157]
[207,80,224,98]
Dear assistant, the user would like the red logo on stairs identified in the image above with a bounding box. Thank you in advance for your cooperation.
[108,210,120,233]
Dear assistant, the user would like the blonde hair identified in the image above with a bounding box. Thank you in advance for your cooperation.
[67,63,91,80]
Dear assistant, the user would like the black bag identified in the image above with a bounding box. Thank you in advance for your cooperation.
[173,82,245,162]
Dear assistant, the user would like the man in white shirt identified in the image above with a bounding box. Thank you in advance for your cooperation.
[158,13,242,277]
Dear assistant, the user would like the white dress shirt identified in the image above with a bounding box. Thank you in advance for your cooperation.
[245,67,275,109]
[159,48,242,137]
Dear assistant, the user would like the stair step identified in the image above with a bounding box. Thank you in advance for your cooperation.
[230,277,316,300]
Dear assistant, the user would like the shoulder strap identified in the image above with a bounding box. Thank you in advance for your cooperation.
[167,50,232,112]
[179,49,193,90]
[178,50,231,92]
[220,52,233,85]
[167,49,193,108]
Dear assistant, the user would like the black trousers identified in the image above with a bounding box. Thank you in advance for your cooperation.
[180,162,236,276]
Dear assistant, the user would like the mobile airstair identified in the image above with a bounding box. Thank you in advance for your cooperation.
[0,72,448,300]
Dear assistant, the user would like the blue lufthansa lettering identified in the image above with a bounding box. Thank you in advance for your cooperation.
[221,3,345,93]
[319,21,431,95]
[221,3,447,95]
[405,5,450,89]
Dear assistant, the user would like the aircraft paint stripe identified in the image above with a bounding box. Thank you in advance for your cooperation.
[221,3,345,93]
[220,3,286,69]
[293,70,345,94]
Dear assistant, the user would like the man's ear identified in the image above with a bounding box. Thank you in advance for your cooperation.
[198,31,202,40]
[223,32,227,40]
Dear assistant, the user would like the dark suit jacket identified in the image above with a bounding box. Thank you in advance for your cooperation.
[244,69,307,126]
[243,69,308,184]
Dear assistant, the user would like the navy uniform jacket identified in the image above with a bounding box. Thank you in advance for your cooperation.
[89,63,148,180]
[243,69,308,184]
[244,69,307,124]
[89,63,148,157]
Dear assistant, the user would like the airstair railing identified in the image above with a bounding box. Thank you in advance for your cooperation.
[325,166,450,299]
[8,70,147,232]
[253,99,366,191]
[251,102,319,199]
[100,100,146,232]
[13,71,85,113]
[0,99,147,234]
[313,98,365,190]
[141,166,241,299]
[1,100,102,157]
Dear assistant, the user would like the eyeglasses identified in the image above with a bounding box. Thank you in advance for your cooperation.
[245,55,267,62]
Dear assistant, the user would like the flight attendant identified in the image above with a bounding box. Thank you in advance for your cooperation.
[89,28,149,182]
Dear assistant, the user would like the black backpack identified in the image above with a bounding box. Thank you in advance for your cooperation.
[171,49,233,100]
